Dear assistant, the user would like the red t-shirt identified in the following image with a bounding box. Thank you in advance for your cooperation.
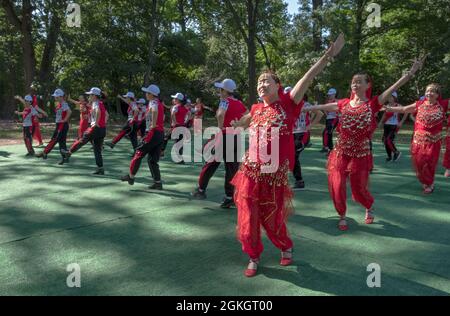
[172,103,189,127]
[80,102,91,121]
[55,102,70,123]
[91,101,107,128]
[335,96,381,158]
[218,97,247,130]
[146,99,165,132]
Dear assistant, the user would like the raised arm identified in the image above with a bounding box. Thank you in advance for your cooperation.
[231,112,252,129]
[384,103,416,114]
[378,57,426,105]
[291,33,345,104]
[14,96,26,106]
[304,102,339,113]
[117,95,131,105]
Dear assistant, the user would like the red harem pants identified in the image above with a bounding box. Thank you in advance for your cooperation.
[443,136,450,169]
[231,170,294,260]
[411,140,441,186]
[327,151,374,216]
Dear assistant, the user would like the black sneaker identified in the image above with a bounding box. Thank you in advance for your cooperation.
[220,197,235,209]
[191,188,207,199]
[393,151,401,162]
[93,168,105,175]
[105,141,115,149]
[25,152,35,157]
[319,148,328,153]
[58,158,69,165]
[36,152,47,159]
[386,157,393,162]
[120,174,135,185]
[293,180,305,191]
[176,160,185,165]
[61,149,72,159]
[148,182,163,190]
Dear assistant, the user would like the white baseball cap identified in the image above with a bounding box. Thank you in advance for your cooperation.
[171,92,184,101]
[24,95,33,102]
[327,88,337,95]
[123,91,135,99]
[142,84,160,96]
[137,98,146,104]
[85,87,102,96]
[51,88,65,97]
[284,86,293,94]
[214,79,237,93]
[392,91,398,98]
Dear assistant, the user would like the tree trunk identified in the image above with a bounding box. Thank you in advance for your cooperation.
[247,0,258,105]
[144,0,159,85]
[177,0,187,33]
[312,0,323,52]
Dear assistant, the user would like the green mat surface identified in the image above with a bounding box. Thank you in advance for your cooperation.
[0,139,449,296]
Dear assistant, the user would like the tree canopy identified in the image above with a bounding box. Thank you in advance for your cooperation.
[1,0,449,117]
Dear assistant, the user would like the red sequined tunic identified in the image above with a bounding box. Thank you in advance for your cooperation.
[413,100,447,145]
[231,88,303,222]
[333,96,381,158]
[411,99,448,185]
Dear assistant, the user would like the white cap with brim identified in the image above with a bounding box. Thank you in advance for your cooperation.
[327,88,337,95]
[171,92,184,101]
[214,79,237,93]
[142,84,160,97]
[122,92,135,99]
[51,88,65,97]
[137,98,146,104]
[24,95,33,102]
[85,87,102,96]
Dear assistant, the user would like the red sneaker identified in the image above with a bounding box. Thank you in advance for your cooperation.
[365,209,375,224]
[338,219,348,231]
[244,260,259,278]
[280,249,293,266]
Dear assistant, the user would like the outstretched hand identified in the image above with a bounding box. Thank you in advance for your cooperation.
[326,33,345,59]
[408,55,426,77]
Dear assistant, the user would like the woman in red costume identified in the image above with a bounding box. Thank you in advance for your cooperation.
[231,34,345,278]
[444,115,450,178]
[385,83,448,191]
[305,57,425,231]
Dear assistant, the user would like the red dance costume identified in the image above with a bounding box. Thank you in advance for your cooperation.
[32,95,43,144]
[327,96,381,217]
[411,99,448,185]
[78,102,91,139]
[444,116,450,169]
[231,88,303,260]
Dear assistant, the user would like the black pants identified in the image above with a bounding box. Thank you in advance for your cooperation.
[198,134,240,197]
[70,126,106,167]
[322,118,338,150]
[293,132,310,182]
[44,123,69,158]
[130,130,164,181]
[23,126,35,154]
[382,124,398,158]
[112,121,138,150]
[161,128,184,157]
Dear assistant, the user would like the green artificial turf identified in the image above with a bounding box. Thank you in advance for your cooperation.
[0,137,449,296]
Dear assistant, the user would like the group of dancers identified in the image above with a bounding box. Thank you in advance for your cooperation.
[13,34,450,277]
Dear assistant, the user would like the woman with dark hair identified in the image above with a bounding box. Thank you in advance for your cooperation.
[230,34,345,277]
[384,83,448,193]
[305,57,425,230]
[68,94,91,140]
